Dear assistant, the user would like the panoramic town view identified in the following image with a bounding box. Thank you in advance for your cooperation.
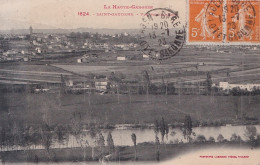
[0,0,260,164]
[0,26,260,163]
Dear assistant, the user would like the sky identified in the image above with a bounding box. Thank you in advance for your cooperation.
[0,0,186,30]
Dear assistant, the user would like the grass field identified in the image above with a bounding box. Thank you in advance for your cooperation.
[1,92,259,126]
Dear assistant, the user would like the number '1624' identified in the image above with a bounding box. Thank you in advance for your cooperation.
[78,12,89,16]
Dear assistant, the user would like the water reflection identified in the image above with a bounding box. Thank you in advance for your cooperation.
[65,125,260,147]
[0,125,259,151]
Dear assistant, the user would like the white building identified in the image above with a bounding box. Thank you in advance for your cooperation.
[143,54,149,60]
[219,82,260,91]
[65,80,74,87]
[77,58,83,63]
[95,81,109,91]
[35,47,41,54]
[23,57,29,62]
[21,50,29,55]
[114,44,126,49]
[117,56,126,61]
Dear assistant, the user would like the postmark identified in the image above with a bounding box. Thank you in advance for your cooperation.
[188,0,260,44]
[139,8,185,60]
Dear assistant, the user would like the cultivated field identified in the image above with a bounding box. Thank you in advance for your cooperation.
[53,52,260,84]
[0,63,80,84]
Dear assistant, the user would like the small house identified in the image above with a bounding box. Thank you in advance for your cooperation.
[77,58,83,63]
[65,80,74,87]
[95,81,109,91]
[143,54,149,60]
[117,56,126,61]
[23,57,29,62]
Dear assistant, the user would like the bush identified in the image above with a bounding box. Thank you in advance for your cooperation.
[256,135,260,147]
[174,139,179,144]
[230,133,241,142]
[196,135,206,143]
[201,121,208,127]
[137,141,154,146]
[244,126,258,147]
[244,126,257,141]
[193,120,200,127]
[208,136,215,143]
[217,134,224,142]
[213,120,222,127]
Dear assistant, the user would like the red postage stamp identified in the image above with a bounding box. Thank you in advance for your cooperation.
[226,0,260,42]
[188,0,260,44]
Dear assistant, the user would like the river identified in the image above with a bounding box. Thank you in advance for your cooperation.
[1,125,259,151]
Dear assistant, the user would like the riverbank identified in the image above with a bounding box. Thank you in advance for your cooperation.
[0,142,258,163]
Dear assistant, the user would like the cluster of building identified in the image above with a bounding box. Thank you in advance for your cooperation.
[0,26,140,62]
[218,82,260,91]
[76,53,150,63]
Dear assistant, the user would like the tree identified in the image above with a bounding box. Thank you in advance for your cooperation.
[12,123,24,150]
[88,124,99,160]
[244,126,257,147]
[183,115,193,142]
[159,117,169,143]
[60,74,66,94]
[29,126,42,150]
[142,70,150,103]
[231,96,241,119]
[217,134,224,142]
[54,125,67,149]
[154,120,160,136]
[244,126,257,140]
[96,132,105,159]
[131,133,137,161]
[0,127,6,151]
[256,135,260,147]
[196,135,206,143]
[0,39,9,51]
[155,135,160,162]
[208,136,215,143]
[165,123,169,140]
[97,133,105,147]
[205,72,213,93]
[41,123,52,155]
[107,132,114,154]
[23,126,31,150]
[71,112,82,136]
[230,133,241,142]
[160,118,166,143]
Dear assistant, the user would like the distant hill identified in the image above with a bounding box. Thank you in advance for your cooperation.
[0,28,140,35]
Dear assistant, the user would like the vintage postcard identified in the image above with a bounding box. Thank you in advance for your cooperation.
[0,0,260,164]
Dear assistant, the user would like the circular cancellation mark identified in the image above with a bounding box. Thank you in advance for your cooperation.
[139,8,186,60]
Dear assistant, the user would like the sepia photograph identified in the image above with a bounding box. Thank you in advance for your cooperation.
[0,0,260,164]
